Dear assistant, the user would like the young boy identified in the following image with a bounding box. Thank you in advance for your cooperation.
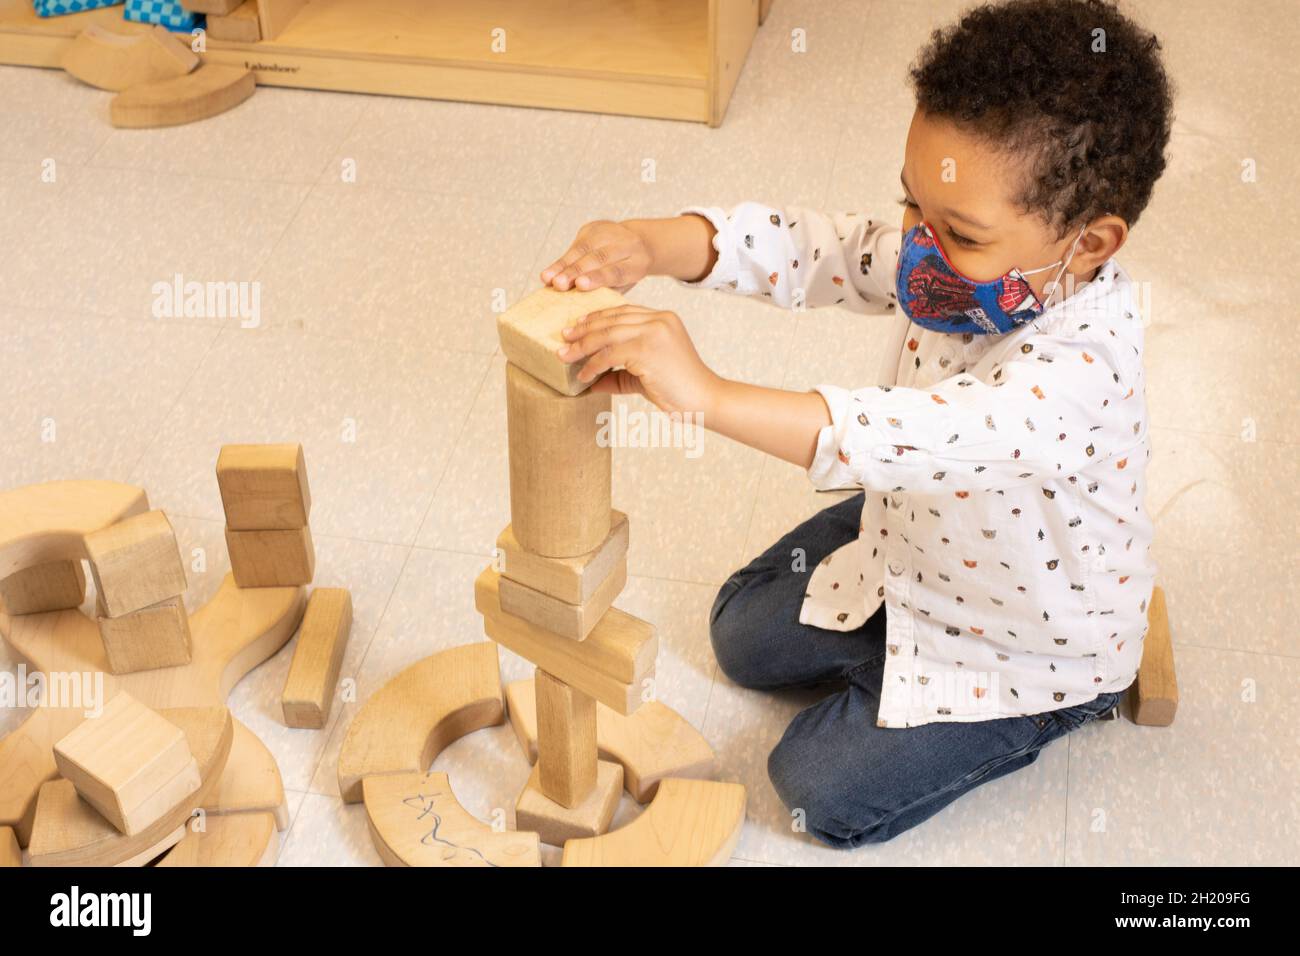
[540,0,1173,847]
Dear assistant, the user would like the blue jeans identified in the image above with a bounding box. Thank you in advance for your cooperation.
[710,492,1123,849]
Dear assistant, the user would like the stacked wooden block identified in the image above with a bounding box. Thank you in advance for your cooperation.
[218,444,316,588]
[86,509,192,675]
[480,286,657,846]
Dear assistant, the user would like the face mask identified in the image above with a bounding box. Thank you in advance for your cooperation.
[895,221,1087,335]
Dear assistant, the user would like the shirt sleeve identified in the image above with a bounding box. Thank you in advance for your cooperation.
[679,202,900,312]
[807,331,1142,493]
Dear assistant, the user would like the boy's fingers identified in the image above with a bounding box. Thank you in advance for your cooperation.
[589,369,643,396]
[577,341,639,383]
[561,323,647,364]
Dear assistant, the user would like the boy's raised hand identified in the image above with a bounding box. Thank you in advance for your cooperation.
[540,220,653,293]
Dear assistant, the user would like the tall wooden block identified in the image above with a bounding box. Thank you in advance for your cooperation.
[84,510,188,618]
[499,558,627,642]
[1132,586,1178,726]
[216,443,311,530]
[98,595,192,675]
[515,760,622,847]
[226,526,316,587]
[497,510,628,605]
[535,669,597,808]
[506,364,611,558]
[0,559,85,615]
[281,588,353,729]
[52,692,201,836]
[497,286,627,396]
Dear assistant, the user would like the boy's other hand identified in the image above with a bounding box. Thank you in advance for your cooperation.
[540,220,653,293]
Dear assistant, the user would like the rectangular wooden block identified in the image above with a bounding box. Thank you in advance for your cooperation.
[500,557,626,642]
[506,363,611,558]
[497,511,628,605]
[183,0,243,13]
[98,595,193,675]
[84,510,188,618]
[0,559,85,615]
[515,760,622,847]
[281,587,353,729]
[207,1,261,42]
[53,692,201,836]
[497,285,627,396]
[226,525,315,588]
[535,669,597,808]
[216,443,311,530]
[475,568,654,716]
[1132,586,1178,727]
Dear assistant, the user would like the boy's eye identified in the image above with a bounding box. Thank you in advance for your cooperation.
[947,228,979,248]
[896,196,919,209]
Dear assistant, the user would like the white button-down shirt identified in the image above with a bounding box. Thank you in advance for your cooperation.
[682,202,1155,727]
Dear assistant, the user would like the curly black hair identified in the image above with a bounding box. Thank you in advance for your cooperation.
[910,0,1174,236]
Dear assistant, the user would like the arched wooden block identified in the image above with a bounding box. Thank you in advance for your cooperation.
[61,24,197,92]
[337,642,504,804]
[157,811,278,867]
[0,479,148,579]
[110,64,256,129]
[363,771,539,868]
[28,707,234,867]
[202,719,289,830]
[560,778,746,867]
[505,679,714,803]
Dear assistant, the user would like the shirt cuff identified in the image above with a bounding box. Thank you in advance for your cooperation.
[807,384,860,491]
[677,205,747,294]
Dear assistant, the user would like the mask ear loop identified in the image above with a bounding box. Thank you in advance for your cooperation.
[1040,226,1089,307]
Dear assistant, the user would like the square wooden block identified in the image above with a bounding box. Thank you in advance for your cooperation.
[497,285,626,396]
[84,510,187,618]
[0,559,86,615]
[98,595,192,675]
[496,511,628,605]
[53,692,201,836]
[217,443,312,530]
[515,759,622,847]
[500,557,626,642]
[281,587,353,729]
[226,525,315,587]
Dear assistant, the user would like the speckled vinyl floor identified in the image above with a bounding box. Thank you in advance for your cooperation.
[0,0,1296,866]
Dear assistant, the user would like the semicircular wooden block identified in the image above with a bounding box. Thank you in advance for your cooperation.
[27,707,234,867]
[202,719,289,830]
[61,24,198,92]
[560,778,746,868]
[337,642,504,804]
[504,679,714,803]
[363,771,539,867]
[157,811,278,867]
[110,64,256,129]
[0,479,148,579]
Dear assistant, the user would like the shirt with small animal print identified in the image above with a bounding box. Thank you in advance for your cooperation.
[681,201,1155,728]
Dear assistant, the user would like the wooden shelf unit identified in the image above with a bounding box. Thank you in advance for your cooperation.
[0,0,763,125]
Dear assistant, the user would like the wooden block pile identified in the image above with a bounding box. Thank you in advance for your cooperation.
[85,509,192,675]
[218,443,316,588]
[481,287,657,847]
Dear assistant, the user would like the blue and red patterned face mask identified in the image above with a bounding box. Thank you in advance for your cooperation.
[895,221,1086,335]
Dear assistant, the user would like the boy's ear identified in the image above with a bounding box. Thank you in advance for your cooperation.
[1077,215,1129,271]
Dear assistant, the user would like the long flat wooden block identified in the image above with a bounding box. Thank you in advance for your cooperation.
[0,559,85,615]
[226,525,315,588]
[497,510,628,605]
[61,24,197,92]
[84,509,187,618]
[497,286,627,396]
[98,595,193,675]
[535,669,598,808]
[281,587,352,729]
[1132,586,1178,727]
[506,363,611,558]
[515,760,622,847]
[0,826,20,867]
[216,443,311,530]
[110,64,255,129]
[500,557,626,642]
[207,1,262,42]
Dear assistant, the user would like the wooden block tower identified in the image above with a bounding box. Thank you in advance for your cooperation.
[482,286,656,846]
[218,443,316,588]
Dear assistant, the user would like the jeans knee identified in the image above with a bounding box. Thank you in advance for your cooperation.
[767,734,892,849]
[708,576,768,689]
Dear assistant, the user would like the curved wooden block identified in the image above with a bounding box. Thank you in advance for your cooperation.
[157,811,278,867]
[560,778,746,867]
[28,707,234,867]
[0,479,148,579]
[363,771,539,867]
[61,24,197,92]
[337,642,504,804]
[505,679,714,803]
[111,64,256,129]
[202,719,289,830]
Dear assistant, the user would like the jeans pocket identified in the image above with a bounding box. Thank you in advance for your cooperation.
[1050,693,1120,732]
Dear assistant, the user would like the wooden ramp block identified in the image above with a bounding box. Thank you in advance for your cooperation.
[505,679,715,804]
[281,587,352,729]
[84,509,187,618]
[157,812,278,867]
[535,669,597,808]
[500,558,626,642]
[497,510,628,605]
[506,363,611,558]
[208,1,262,42]
[1132,586,1178,726]
[475,568,655,716]
[0,826,20,867]
[110,64,256,129]
[52,692,200,836]
[226,525,315,588]
[515,760,622,848]
[497,285,627,396]
[337,642,504,803]
[363,771,540,868]
[0,559,85,615]
[97,595,192,675]
[216,443,312,530]
[561,778,746,867]
[202,720,289,830]
[61,24,197,92]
